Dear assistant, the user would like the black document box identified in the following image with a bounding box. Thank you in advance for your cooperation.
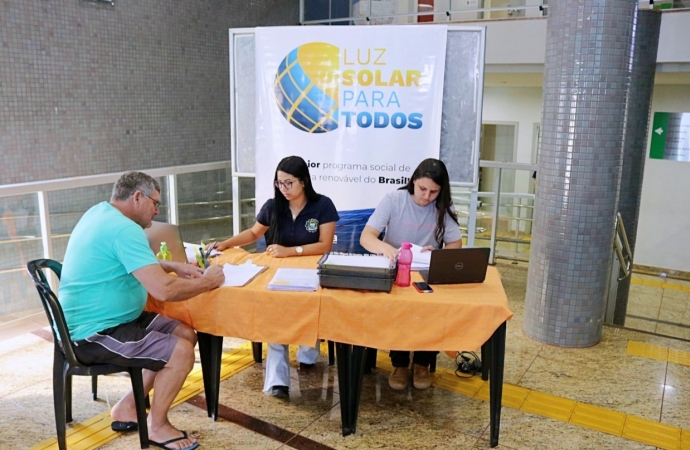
[317,253,396,293]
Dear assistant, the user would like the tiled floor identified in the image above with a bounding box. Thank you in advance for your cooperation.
[3,262,690,449]
[626,273,690,341]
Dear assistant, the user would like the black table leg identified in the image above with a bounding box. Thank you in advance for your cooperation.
[197,331,223,420]
[488,322,506,448]
[251,342,263,363]
[335,343,367,436]
[363,347,377,374]
[481,341,491,381]
[328,341,335,366]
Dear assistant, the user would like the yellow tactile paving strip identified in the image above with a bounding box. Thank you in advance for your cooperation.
[627,340,669,361]
[627,340,690,367]
[33,340,689,450]
[377,350,689,450]
[631,277,690,292]
[30,342,257,450]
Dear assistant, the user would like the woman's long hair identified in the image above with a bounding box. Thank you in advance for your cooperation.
[266,156,320,245]
[400,158,458,247]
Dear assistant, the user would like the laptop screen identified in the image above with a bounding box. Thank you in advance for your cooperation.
[421,247,490,284]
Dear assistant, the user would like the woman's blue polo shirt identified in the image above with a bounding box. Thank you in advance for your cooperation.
[256,195,339,247]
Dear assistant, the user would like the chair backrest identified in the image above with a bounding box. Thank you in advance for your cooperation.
[144,221,187,263]
[26,259,82,367]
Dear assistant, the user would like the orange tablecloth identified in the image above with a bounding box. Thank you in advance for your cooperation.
[319,268,512,352]
[146,249,324,346]
[146,249,513,351]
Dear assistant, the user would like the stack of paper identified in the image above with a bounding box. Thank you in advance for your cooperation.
[410,243,431,271]
[267,268,320,291]
[221,262,267,287]
[321,253,392,269]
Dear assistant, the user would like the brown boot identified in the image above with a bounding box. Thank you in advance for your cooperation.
[413,363,432,389]
[388,367,409,390]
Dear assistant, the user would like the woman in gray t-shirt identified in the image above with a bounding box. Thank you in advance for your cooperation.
[360,158,462,391]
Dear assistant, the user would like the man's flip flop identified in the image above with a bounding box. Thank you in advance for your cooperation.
[111,421,138,432]
[149,431,199,450]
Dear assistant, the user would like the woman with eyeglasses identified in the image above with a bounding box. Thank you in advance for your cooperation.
[214,155,339,398]
[359,158,462,391]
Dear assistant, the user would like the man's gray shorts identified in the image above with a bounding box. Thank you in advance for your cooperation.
[73,311,181,372]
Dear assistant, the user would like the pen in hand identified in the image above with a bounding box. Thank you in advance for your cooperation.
[205,241,217,259]
[196,246,207,269]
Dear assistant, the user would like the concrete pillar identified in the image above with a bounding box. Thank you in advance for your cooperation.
[613,10,662,325]
[524,0,637,347]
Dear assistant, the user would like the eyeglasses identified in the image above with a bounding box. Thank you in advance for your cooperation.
[274,179,296,190]
[144,194,160,209]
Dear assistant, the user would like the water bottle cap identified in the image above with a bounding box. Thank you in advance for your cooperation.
[401,242,412,249]
[161,241,167,246]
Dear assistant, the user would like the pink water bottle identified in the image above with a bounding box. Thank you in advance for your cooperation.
[395,242,413,287]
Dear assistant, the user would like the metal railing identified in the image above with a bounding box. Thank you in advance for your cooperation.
[300,0,549,25]
[456,161,537,264]
[300,0,688,26]
[0,162,232,263]
[0,162,237,323]
[614,212,633,281]
[1,159,538,323]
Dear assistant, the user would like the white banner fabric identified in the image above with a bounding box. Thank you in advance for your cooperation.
[255,25,447,211]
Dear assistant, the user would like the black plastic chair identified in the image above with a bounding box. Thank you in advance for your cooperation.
[27,259,150,450]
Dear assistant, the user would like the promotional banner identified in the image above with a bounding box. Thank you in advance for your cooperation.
[255,25,447,214]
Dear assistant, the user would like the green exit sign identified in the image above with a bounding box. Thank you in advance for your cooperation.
[649,112,690,162]
[649,112,668,159]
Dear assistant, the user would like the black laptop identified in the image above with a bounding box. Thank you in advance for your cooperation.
[419,247,491,284]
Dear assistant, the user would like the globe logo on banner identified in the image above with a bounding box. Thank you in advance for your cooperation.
[274,42,339,133]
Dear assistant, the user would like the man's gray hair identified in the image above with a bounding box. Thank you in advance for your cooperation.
[111,171,161,202]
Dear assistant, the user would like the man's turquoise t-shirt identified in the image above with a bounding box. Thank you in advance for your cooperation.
[58,202,159,340]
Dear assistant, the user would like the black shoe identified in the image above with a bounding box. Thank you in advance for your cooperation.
[111,421,138,432]
[271,385,289,399]
[299,362,315,370]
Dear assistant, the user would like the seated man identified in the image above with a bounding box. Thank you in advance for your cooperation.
[58,171,224,450]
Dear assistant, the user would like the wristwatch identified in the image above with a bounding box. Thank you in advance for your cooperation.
[296,246,303,256]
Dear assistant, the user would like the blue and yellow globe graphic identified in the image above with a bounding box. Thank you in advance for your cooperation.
[274,42,339,133]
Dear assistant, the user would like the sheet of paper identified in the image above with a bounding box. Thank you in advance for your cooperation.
[410,243,431,270]
[267,268,319,291]
[322,254,392,269]
[222,262,266,287]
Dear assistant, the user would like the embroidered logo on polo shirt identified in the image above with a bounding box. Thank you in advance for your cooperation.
[305,219,319,233]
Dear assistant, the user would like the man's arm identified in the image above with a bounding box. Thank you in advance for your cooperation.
[158,260,204,278]
[133,263,224,302]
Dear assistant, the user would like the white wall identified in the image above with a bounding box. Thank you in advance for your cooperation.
[657,11,690,64]
[481,85,690,273]
[476,13,690,272]
[482,86,542,193]
[635,85,690,272]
